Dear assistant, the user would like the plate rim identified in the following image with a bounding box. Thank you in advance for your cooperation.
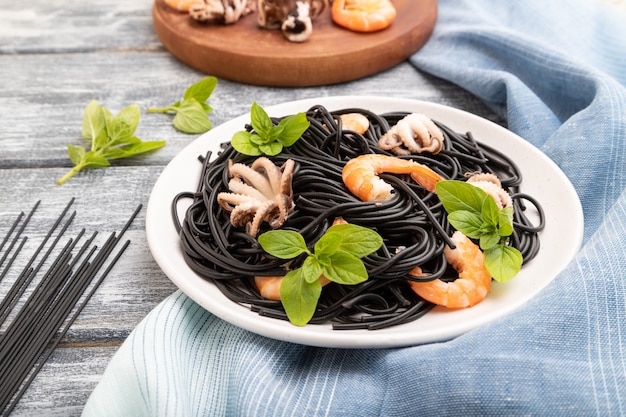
[146,95,584,348]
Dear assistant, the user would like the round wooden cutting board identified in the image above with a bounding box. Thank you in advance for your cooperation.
[153,0,437,87]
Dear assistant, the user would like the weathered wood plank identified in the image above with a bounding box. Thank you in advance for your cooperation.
[0,165,175,415]
[0,165,177,334]
[0,0,158,54]
[7,345,119,417]
[0,51,501,169]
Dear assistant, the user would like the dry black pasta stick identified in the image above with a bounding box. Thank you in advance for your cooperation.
[0,202,141,416]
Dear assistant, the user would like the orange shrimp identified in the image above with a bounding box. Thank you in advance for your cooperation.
[254,218,347,300]
[408,231,492,308]
[254,275,331,301]
[342,154,443,202]
[163,0,200,12]
[339,113,370,134]
[331,0,397,33]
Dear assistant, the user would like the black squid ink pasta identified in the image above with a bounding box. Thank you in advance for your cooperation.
[171,105,545,330]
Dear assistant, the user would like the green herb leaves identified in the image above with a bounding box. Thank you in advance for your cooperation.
[147,77,217,134]
[436,180,522,283]
[232,102,309,156]
[258,223,382,326]
[57,100,165,186]
[58,77,218,184]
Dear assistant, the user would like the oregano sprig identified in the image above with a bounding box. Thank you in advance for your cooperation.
[258,223,383,326]
[147,76,217,134]
[57,100,166,185]
[231,102,309,156]
[436,180,523,283]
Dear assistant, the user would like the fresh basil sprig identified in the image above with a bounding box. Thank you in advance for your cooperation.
[231,102,309,156]
[147,77,217,134]
[258,223,382,326]
[57,100,166,185]
[436,180,523,283]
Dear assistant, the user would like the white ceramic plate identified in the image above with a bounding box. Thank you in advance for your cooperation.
[146,96,583,348]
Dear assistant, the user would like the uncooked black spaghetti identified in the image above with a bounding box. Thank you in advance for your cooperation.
[173,105,545,330]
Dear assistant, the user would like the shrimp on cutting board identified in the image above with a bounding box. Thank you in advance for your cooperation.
[342,154,443,202]
[332,0,397,32]
[164,0,199,12]
[408,231,492,308]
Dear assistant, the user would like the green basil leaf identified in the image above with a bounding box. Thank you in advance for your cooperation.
[258,230,308,259]
[60,100,167,185]
[100,106,113,146]
[81,100,107,148]
[67,144,85,165]
[269,124,284,142]
[231,131,262,156]
[498,206,514,236]
[108,104,140,144]
[324,251,368,285]
[481,194,500,227]
[249,133,268,145]
[302,256,324,284]
[113,136,142,147]
[276,113,309,147]
[234,103,306,157]
[199,102,213,113]
[82,151,110,168]
[484,245,523,283]
[447,210,485,239]
[479,232,501,250]
[279,269,321,326]
[172,99,213,134]
[314,231,343,256]
[250,102,273,138]
[259,142,283,156]
[325,223,382,258]
[104,140,166,160]
[436,180,488,215]
[183,76,217,103]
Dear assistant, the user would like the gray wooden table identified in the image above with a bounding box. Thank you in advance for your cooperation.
[0,1,502,415]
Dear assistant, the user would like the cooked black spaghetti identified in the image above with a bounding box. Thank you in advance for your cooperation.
[172,105,545,330]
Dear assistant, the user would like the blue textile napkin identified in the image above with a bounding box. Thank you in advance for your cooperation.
[83,0,626,415]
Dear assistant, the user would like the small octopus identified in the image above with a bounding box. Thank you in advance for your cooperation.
[257,0,328,42]
[188,0,255,24]
[466,172,513,209]
[378,113,445,155]
[217,157,296,236]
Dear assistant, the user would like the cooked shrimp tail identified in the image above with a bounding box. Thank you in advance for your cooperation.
[338,113,370,134]
[342,154,443,201]
[408,231,492,308]
[332,0,397,32]
[164,0,199,12]
[254,273,331,301]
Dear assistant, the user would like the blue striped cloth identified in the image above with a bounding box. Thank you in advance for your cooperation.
[83,0,626,415]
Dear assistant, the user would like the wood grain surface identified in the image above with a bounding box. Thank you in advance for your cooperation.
[0,0,502,415]
[153,0,438,86]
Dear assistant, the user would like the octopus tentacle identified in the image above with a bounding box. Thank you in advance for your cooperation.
[378,113,444,155]
[229,160,275,197]
[251,157,284,196]
[218,158,296,236]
